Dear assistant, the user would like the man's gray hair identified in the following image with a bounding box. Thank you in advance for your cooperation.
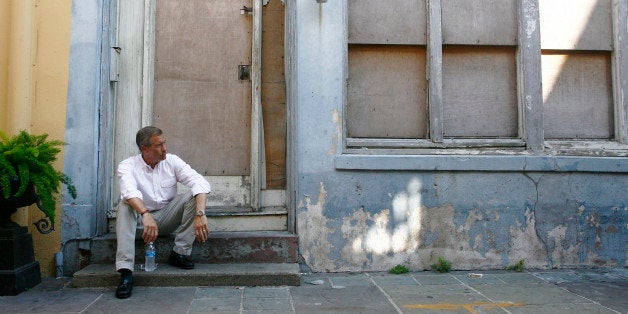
[136,126,162,151]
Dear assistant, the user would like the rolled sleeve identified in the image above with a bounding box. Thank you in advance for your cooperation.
[190,179,211,196]
[117,158,143,201]
[171,155,211,196]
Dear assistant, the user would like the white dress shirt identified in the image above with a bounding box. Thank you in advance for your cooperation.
[117,154,211,211]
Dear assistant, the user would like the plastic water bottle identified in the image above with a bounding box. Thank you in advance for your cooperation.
[145,242,156,272]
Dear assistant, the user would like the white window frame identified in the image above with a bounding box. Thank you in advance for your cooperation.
[342,0,628,158]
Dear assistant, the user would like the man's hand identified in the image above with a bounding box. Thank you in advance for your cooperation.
[194,215,210,243]
[193,193,209,242]
[142,213,159,243]
[126,197,159,243]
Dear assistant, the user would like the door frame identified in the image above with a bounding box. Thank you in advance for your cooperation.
[111,0,266,211]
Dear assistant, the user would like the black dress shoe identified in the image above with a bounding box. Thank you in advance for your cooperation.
[115,273,133,299]
[168,250,195,269]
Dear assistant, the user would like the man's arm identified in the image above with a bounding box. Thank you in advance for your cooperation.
[126,197,159,243]
[192,193,209,242]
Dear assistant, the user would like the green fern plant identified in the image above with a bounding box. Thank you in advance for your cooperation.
[0,130,76,225]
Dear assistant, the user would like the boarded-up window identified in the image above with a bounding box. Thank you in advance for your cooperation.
[439,1,519,138]
[347,0,427,140]
[542,52,614,139]
[442,0,517,45]
[539,0,614,139]
[348,0,427,45]
[347,45,427,138]
[348,0,520,143]
[442,46,518,137]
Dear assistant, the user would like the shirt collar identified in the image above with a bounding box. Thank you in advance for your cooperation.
[137,154,154,172]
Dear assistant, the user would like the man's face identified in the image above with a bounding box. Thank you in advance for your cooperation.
[141,134,167,166]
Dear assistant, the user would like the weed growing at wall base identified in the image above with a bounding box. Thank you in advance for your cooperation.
[389,264,410,274]
[431,257,452,273]
[506,259,525,272]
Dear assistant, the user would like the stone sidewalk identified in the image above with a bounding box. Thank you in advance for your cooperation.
[1,268,626,313]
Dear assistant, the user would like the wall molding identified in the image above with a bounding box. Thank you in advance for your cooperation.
[335,154,628,172]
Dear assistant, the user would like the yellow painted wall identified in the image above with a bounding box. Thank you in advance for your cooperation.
[0,0,72,276]
[0,0,10,132]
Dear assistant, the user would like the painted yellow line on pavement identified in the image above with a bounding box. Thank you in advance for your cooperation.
[404,301,525,314]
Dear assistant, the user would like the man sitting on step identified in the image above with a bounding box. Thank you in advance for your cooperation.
[114,126,211,299]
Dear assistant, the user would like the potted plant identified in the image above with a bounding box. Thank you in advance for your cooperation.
[0,130,76,231]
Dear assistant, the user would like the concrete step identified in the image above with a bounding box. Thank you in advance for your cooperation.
[206,207,288,232]
[108,207,288,233]
[72,263,301,287]
[90,231,298,264]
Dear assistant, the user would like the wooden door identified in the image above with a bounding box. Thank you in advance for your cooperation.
[153,0,253,208]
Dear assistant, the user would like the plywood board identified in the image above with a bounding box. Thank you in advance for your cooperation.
[348,0,427,45]
[153,0,252,175]
[542,52,614,139]
[442,46,518,137]
[442,0,517,45]
[347,45,427,139]
[262,0,286,189]
[539,0,612,50]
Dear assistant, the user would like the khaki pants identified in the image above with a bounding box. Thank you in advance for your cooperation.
[115,191,197,271]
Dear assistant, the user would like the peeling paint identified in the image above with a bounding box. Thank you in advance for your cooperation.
[298,174,627,272]
[298,182,334,270]
[328,109,342,155]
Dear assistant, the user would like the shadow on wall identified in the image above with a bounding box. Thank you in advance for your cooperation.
[540,0,615,140]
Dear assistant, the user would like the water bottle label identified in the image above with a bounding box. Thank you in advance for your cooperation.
[146,251,156,257]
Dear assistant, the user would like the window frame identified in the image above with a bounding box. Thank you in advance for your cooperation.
[341,0,628,158]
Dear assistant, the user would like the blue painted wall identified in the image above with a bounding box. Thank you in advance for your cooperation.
[62,0,107,274]
[294,1,627,271]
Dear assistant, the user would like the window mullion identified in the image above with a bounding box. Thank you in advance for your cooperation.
[613,0,628,144]
[517,0,544,152]
[427,0,443,143]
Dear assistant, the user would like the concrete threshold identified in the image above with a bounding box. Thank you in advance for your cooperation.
[73,263,301,288]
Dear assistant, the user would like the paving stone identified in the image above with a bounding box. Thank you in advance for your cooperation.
[473,283,594,306]
[453,273,506,285]
[572,270,625,282]
[243,297,293,311]
[531,270,582,283]
[0,288,105,313]
[402,303,508,314]
[494,272,546,284]
[82,286,195,314]
[557,280,628,312]
[291,285,396,313]
[392,291,491,308]
[413,274,460,285]
[242,310,294,314]
[370,274,420,286]
[244,287,291,298]
[381,284,477,299]
[195,287,243,299]
[327,273,373,287]
[508,303,617,313]
[395,294,503,313]
[189,298,242,312]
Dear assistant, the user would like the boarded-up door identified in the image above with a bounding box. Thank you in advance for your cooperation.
[153,0,253,207]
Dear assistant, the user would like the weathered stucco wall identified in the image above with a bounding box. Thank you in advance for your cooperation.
[62,0,108,275]
[0,0,72,276]
[294,1,627,272]
[297,172,627,271]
